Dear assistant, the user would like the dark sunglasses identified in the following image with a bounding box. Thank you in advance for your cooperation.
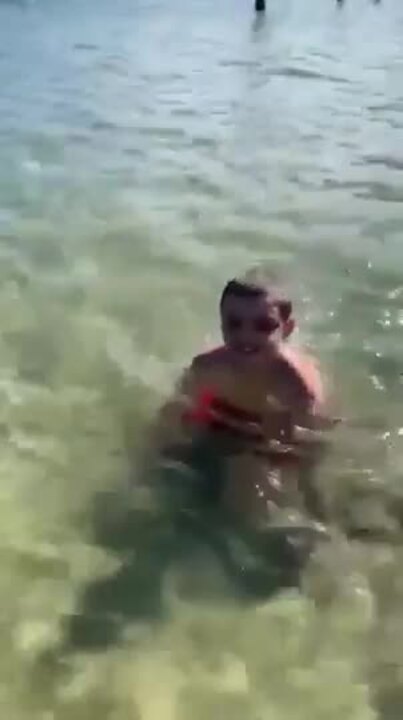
[224,314,280,335]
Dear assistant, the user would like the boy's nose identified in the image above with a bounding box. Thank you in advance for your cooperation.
[237,326,257,344]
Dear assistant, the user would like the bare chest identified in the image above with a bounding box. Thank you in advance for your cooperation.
[195,361,297,416]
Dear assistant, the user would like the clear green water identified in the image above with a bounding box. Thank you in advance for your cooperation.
[1,0,403,717]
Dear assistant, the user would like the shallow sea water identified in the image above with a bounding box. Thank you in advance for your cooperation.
[0,0,403,717]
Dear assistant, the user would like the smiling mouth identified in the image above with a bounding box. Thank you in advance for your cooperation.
[235,344,261,355]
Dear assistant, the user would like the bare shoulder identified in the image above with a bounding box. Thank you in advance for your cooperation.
[181,346,228,395]
[278,346,325,406]
[191,346,228,370]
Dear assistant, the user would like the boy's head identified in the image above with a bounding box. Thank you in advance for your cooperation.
[219,269,295,356]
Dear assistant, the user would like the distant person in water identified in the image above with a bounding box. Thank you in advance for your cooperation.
[150,268,337,528]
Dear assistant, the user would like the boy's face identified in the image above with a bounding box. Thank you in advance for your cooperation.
[221,293,294,357]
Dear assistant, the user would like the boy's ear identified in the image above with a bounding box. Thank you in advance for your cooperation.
[283,317,295,339]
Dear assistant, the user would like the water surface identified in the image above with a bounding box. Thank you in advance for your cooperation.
[0,0,403,717]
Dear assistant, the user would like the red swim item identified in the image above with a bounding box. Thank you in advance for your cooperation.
[183,389,300,464]
[183,389,263,438]
[183,389,217,425]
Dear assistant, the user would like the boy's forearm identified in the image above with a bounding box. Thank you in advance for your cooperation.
[294,419,331,523]
[148,398,189,453]
[298,456,327,522]
[149,367,196,453]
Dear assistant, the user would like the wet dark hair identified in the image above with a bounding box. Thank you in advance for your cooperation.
[219,277,292,321]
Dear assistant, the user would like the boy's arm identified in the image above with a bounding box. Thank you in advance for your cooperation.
[146,362,199,454]
[291,358,339,522]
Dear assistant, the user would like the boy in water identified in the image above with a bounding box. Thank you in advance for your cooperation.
[151,269,335,528]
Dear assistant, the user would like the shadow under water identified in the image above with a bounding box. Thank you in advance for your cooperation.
[56,427,403,658]
[60,430,326,655]
[62,500,316,654]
